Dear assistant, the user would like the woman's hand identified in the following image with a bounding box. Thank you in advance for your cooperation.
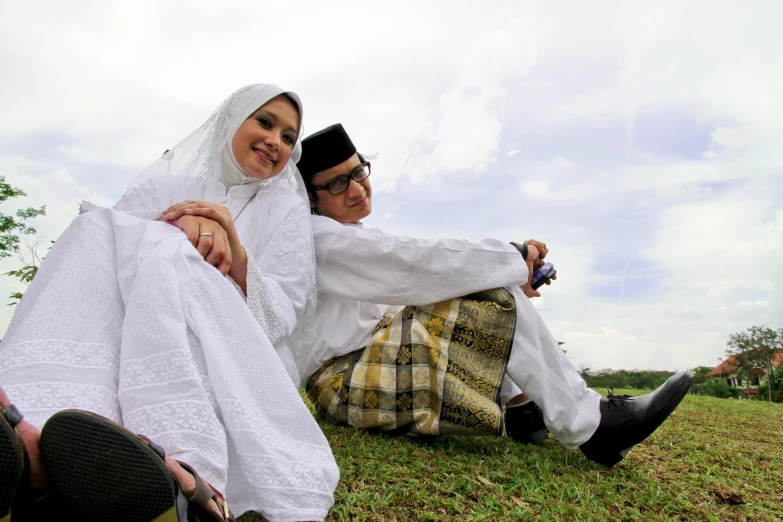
[167,215,233,276]
[162,201,237,243]
[161,201,249,292]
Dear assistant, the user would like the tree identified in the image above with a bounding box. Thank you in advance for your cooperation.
[726,326,783,402]
[582,370,674,391]
[698,379,741,399]
[5,238,49,305]
[0,176,46,259]
[0,176,47,305]
[691,365,715,386]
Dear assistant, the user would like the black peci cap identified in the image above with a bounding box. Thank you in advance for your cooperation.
[297,123,357,178]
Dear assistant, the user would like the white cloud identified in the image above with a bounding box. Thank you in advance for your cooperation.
[45,169,77,186]
[560,326,647,370]
[1,0,781,374]
[520,180,550,198]
[55,146,89,163]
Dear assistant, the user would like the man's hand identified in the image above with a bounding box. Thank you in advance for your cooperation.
[524,239,548,268]
[521,244,542,298]
[524,239,556,293]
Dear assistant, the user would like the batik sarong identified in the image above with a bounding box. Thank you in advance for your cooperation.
[306,288,516,436]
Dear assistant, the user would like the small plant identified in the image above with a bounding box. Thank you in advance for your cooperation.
[0,175,48,306]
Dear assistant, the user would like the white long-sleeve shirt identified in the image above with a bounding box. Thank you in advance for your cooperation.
[298,214,530,381]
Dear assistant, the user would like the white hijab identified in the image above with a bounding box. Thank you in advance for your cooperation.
[122,83,308,209]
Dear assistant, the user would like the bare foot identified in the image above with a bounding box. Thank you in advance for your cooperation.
[0,387,49,491]
[165,456,225,519]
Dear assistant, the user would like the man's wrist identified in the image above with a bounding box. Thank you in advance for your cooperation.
[510,241,529,261]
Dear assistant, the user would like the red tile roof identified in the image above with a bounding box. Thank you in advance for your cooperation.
[708,351,783,377]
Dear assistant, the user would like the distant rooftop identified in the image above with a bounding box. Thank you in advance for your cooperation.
[708,352,783,377]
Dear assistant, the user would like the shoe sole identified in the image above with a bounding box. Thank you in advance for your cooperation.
[0,415,24,522]
[591,372,694,467]
[529,428,549,444]
[40,410,179,522]
[512,427,549,445]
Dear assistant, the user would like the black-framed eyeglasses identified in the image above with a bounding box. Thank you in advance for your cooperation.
[311,162,371,195]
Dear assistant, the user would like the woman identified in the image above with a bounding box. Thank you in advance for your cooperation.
[0,84,339,522]
[294,123,693,468]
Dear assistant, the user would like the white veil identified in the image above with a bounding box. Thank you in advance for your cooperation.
[117,83,309,211]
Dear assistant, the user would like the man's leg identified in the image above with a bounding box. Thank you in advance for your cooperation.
[499,376,525,408]
[503,287,694,467]
[500,376,550,444]
[504,287,602,448]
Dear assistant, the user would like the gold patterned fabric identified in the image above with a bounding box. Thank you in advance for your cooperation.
[306,289,517,436]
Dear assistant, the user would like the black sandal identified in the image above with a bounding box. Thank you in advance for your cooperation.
[1,405,26,522]
[0,404,69,522]
[40,410,233,522]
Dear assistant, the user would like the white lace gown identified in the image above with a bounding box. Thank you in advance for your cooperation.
[0,175,340,521]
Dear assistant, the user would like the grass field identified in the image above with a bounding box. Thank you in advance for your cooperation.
[241,391,783,521]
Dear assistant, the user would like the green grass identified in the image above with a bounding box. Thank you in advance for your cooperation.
[240,391,783,521]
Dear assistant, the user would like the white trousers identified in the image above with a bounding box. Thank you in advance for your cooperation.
[499,287,602,448]
[0,209,338,522]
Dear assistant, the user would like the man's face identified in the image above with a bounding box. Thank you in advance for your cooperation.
[310,153,372,224]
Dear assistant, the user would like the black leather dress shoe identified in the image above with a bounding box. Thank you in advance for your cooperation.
[580,371,694,467]
[505,402,549,444]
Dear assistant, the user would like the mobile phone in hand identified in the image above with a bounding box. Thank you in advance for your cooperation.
[532,262,556,290]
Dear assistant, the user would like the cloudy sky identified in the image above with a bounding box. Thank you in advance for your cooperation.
[1,0,781,373]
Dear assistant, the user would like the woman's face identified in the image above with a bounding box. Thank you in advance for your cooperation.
[310,153,372,224]
[232,95,300,179]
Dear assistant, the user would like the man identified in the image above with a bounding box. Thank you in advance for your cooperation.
[295,123,692,467]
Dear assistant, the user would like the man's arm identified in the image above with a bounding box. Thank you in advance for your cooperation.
[312,215,528,306]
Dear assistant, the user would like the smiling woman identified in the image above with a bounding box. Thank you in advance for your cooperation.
[0,84,338,522]
[231,95,300,180]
